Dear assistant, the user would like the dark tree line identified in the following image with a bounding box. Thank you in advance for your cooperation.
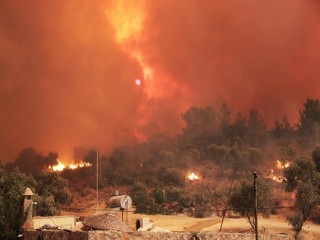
[4,98,320,197]
[6,98,320,177]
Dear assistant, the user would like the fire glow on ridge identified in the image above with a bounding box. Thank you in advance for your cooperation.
[186,171,200,181]
[48,159,92,172]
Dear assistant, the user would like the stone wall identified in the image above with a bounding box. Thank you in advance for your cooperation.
[23,230,291,240]
[23,230,88,240]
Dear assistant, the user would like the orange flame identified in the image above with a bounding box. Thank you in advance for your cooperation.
[268,169,286,183]
[106,0,145,44]
[48,159,92,172]
[276,160,291,169]
[48,159,65,172]
[267,160,291,182]
[105,0,160,99]
[186,171,200,181]
[105,0,188,106]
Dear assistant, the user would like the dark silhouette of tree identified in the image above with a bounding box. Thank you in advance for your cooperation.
[272,115,294,139]
[229,112,247,140]
[157,168,185,187]
[0,169,36,239]
[312,146,320,172]
[297,98,320,145]
[35,172,71,216]
[229,178,272,229]
[7,148,57,175]
[130,182,159,214]
[284,155,318,192]
[180,106,218,159]
[218,103,232,142]
[278,140,301,162]
[109,147,128,170]
[246,109,267,146]
[181,106,217,134]
[83,148,99,165]
[207,144,229,165]
[283,155,320,237]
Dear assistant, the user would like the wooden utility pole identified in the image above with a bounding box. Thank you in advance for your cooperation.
[253,172,258,240]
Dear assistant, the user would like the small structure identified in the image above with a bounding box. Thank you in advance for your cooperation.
[23,187,34,229]
[108,194,132,222]
[108,195,132,210]
[136,218,170,232]
[82,213,133,232]
[136,218,150,230]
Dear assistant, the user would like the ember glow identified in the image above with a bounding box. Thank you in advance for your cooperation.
[276,160,291,169]
[49,159,92,172]
[186,171,200,181]
[268,169,287,183]
[267,160,291,183]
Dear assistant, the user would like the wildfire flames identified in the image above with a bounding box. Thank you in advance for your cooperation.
[276,160,290,169]
[267,160,291,183]
[106,0,174,100]
[48,159,92,172]
[106,1,154,96]
[268,169,286,183]
[186,171,200,181]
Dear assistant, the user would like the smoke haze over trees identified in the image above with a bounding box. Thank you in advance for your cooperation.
[5,98,320,178]
[1,0,320,162]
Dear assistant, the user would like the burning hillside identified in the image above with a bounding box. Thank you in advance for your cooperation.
[48,159,92,172]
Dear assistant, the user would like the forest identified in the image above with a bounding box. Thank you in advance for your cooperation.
[1,98,320,238]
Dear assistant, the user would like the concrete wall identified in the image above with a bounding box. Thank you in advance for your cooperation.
[23,230,291,240]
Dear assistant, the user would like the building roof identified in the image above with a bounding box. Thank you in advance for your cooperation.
[82,213,133,232]
[23,187,34,196]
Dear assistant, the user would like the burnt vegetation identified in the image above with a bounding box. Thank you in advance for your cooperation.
[1,98,320,236]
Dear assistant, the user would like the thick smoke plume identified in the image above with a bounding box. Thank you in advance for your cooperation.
[0,0,319,162]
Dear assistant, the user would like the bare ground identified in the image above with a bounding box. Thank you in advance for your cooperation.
[63,191,320,239]
[129,213,320,239]
[63,204,320,240]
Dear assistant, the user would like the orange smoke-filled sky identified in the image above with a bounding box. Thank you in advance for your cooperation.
[0,0,319,162]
